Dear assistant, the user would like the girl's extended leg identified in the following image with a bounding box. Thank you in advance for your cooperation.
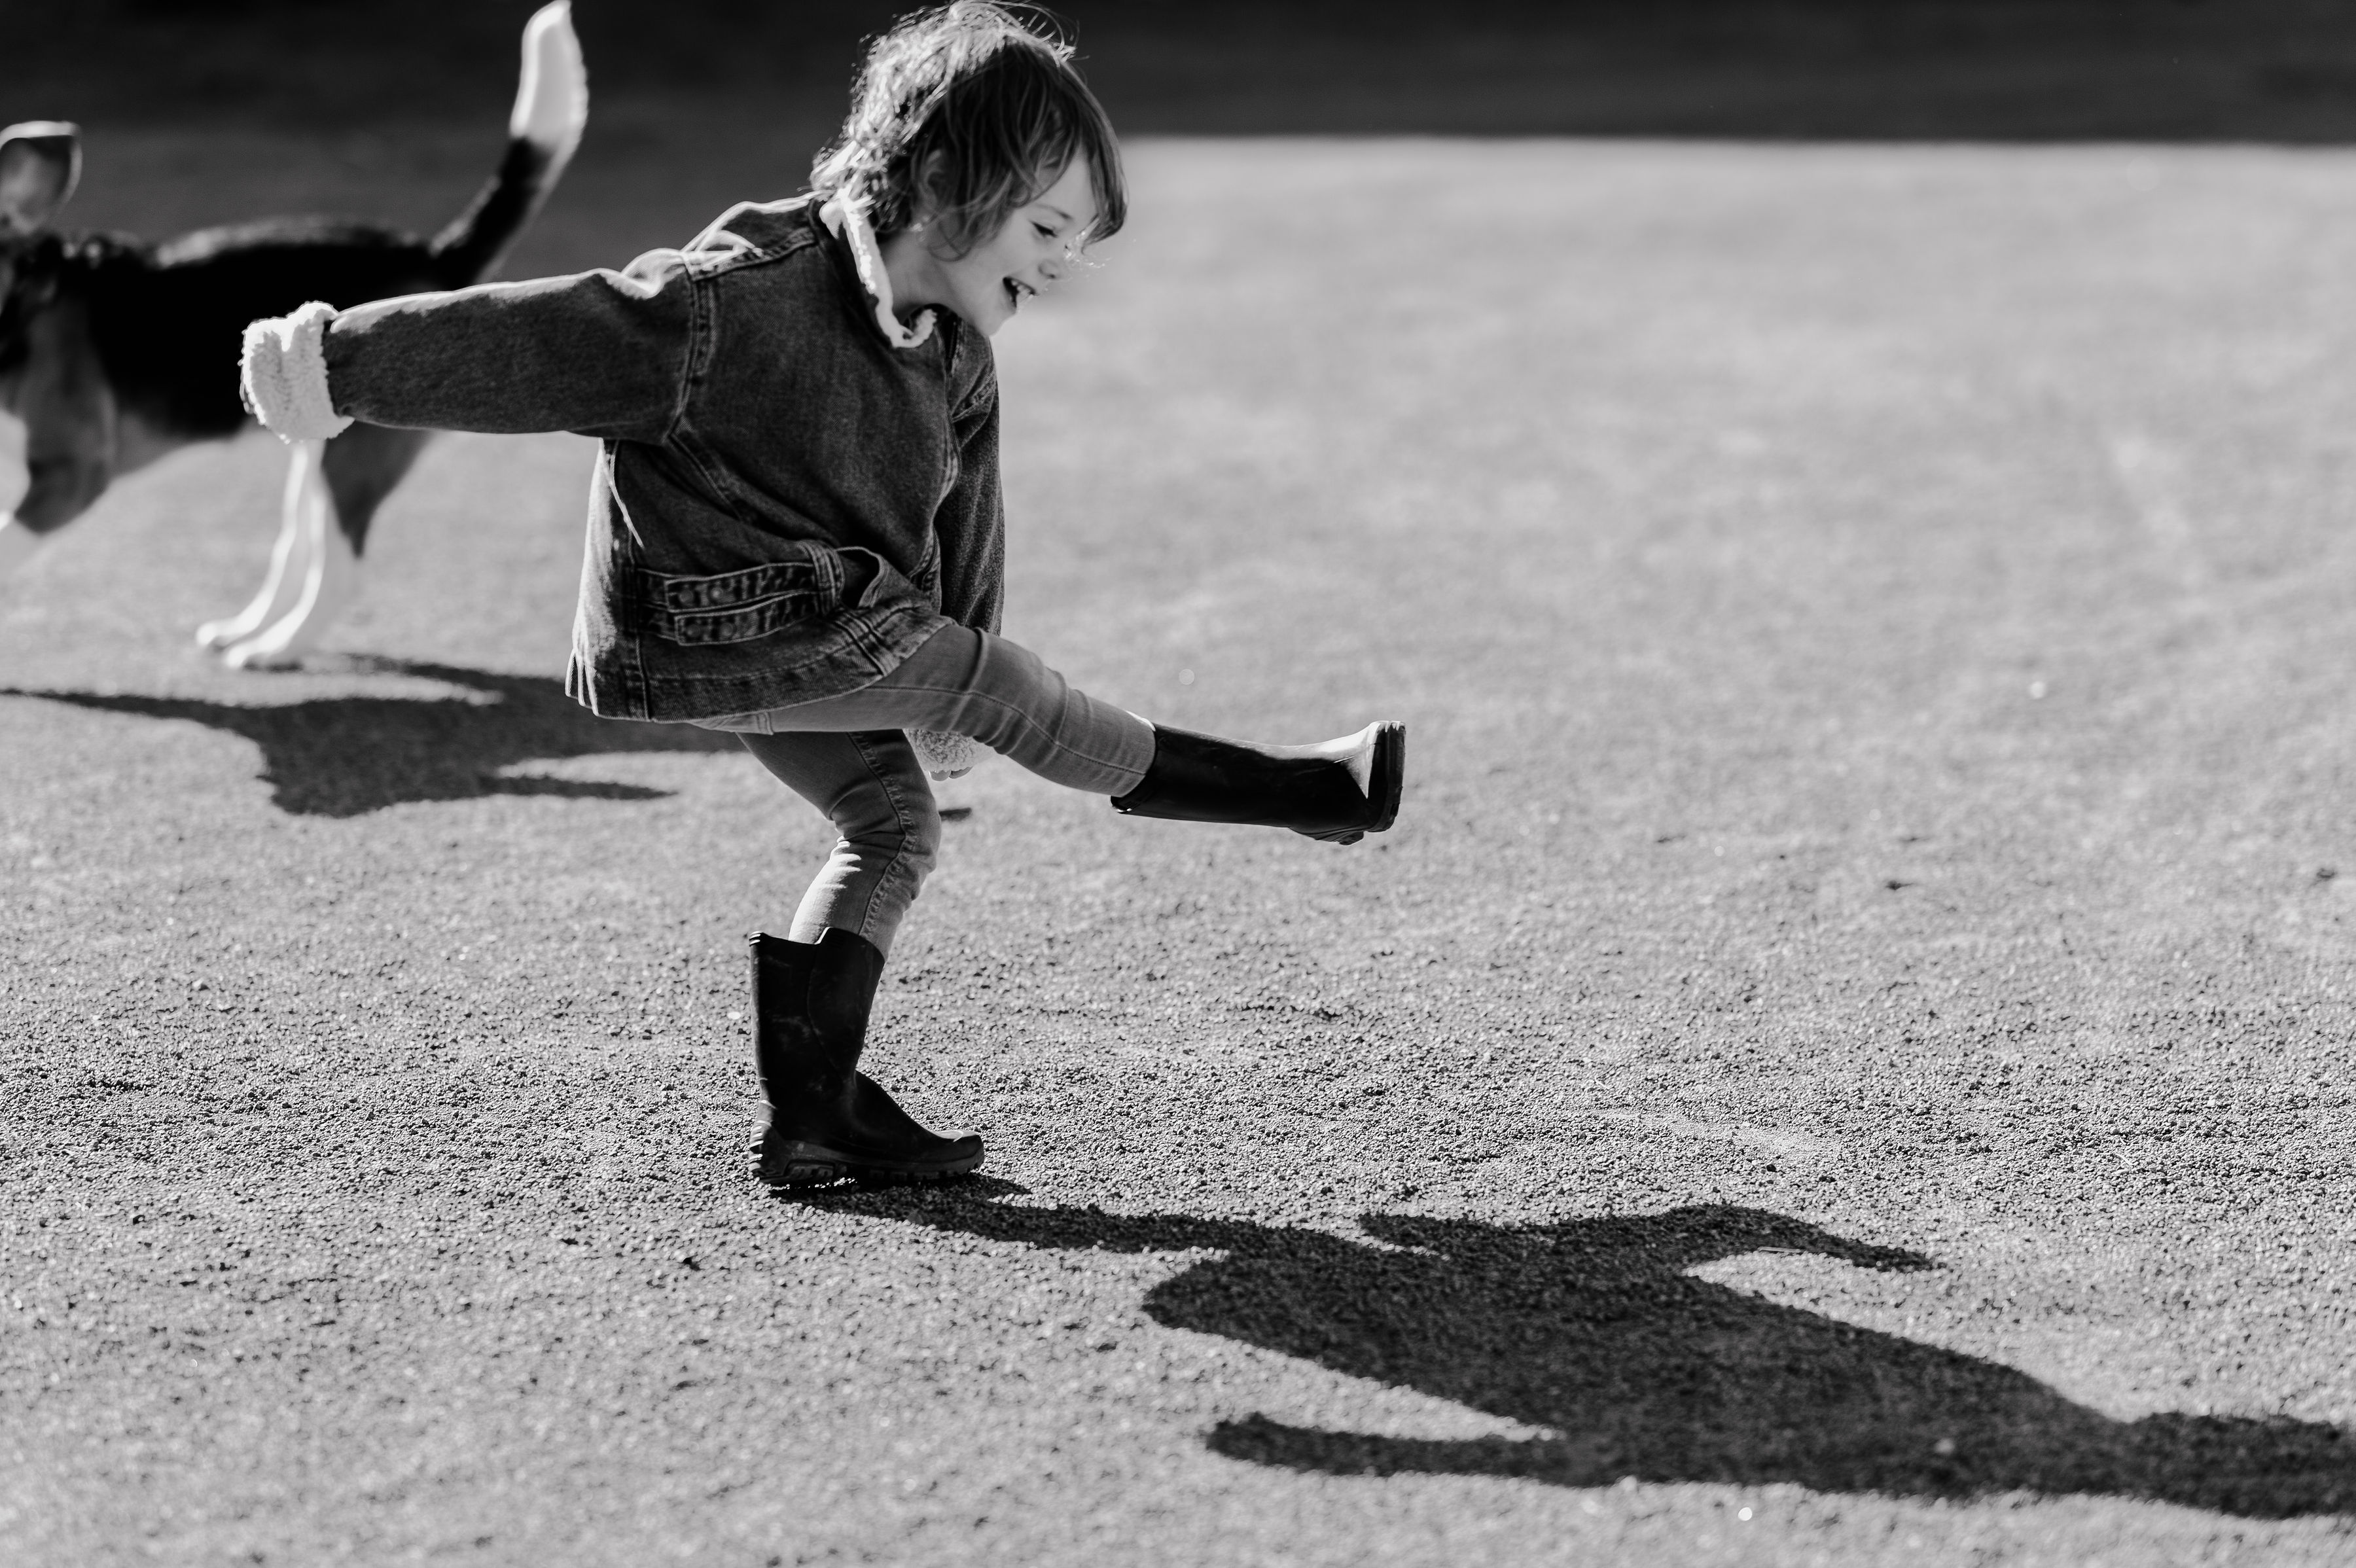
[713,620,1154,795]
[711,620,1404,843]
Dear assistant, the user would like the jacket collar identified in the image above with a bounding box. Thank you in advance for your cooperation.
[817,194,936,351]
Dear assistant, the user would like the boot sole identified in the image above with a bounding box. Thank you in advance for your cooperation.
[757,1140,985,1188]
[1306,721,1405,843]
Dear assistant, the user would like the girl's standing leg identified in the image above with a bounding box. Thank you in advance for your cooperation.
[737,728,940,956]
[733,728,980,1187]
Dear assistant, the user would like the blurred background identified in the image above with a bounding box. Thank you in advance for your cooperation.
[12,0,2356,143]
[15,0,2356,274]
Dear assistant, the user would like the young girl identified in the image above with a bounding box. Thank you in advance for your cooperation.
[240,2,1404,1186]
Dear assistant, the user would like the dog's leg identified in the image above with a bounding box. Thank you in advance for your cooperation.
[0,405,38,578]
[317,422,430,561]
[215,423,428,668]
[2,312,115,579]
[196,440,319,649]
[220,438,355,669]
[0,516,42,579]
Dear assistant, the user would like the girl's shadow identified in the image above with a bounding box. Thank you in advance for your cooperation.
[1,658,741,817]
[798,1186,2355,1518]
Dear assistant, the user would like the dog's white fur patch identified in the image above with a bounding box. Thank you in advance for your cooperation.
[195,441,313,650]
[0,403,27,519]
[512,1,588,155]
[202,438,360,668]
[0,406,35,579]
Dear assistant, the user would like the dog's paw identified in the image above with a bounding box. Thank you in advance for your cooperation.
[194,617,255,650]
[218,635,308,671]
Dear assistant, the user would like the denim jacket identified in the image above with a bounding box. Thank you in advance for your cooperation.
[320,195,1000,721]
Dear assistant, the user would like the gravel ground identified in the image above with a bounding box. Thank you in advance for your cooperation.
[5,137,2356,1565]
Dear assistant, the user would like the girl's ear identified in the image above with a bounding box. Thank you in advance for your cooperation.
[904,147,953,240]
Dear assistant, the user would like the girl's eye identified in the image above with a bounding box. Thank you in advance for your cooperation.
[1035,223,1058,241]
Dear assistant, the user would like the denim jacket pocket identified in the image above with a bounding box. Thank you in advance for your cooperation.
[636,548,842,645]
[834,545,889,607]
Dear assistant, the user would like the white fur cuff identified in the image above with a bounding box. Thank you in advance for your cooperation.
[908,728,978,781]
[240,301,353,443]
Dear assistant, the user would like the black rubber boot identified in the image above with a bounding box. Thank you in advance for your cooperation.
[748,927,984,1186]
[1110,721,1405,844]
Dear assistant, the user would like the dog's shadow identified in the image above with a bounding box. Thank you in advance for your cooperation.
[1,658,741,817]
[794,1188,2356,1518]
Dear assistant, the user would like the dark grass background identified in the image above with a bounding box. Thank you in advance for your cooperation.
[12,0,2356,143]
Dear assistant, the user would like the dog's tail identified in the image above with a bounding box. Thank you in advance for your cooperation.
[428,0,588,287]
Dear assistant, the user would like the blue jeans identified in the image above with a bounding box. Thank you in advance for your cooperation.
[693,622,1156,955]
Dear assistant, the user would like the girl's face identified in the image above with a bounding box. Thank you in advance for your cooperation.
[900,158,1100,337]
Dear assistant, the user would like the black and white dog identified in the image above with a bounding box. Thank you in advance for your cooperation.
[0,1,586,667]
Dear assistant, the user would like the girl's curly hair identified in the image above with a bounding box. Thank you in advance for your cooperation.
[810,3,1126,257]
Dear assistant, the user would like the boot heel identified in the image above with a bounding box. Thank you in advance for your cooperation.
[756,1139,851,1187]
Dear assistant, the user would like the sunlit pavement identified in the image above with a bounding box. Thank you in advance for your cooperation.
[5,139,2355,1567]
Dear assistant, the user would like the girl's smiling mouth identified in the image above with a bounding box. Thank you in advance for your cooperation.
[1003,277,1035,311]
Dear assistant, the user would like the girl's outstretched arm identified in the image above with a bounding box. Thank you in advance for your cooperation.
[241,253,698,446]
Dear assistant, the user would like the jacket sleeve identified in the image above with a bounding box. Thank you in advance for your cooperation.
[932,367,1006,635]
[321,251,699,444]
